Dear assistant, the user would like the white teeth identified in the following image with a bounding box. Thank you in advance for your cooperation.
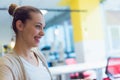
[34,36,41,41]
[34,37,40,40]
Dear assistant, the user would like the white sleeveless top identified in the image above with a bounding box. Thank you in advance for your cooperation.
[20,57,51,80]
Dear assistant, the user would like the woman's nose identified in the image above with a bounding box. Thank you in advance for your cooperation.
[40,30,44,36]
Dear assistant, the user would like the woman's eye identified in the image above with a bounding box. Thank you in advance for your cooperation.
[35,25,41,29]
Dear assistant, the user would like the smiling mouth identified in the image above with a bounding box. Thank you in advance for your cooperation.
[34,36,40,43]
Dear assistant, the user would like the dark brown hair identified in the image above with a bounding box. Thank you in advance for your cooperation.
[8,4,42,34]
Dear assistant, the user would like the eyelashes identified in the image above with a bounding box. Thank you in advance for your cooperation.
[35,24,45,30]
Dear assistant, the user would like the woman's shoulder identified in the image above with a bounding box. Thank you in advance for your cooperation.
[0,52,22,73]
[0,52,19,66]
[0,52,26,80]
[0,54,15,80]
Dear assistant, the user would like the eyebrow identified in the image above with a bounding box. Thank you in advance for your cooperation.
[36,22,43,26]
[36,22,46,28]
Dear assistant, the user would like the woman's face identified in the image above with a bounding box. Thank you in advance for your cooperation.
[20,12,45,47]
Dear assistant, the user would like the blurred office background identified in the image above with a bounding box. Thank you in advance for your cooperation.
[0,0,120,80]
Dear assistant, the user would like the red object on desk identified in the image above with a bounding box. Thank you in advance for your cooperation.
[106,57,120,79]
[103,77,110,80]
[65,58,79,78]
[65,58,91,79]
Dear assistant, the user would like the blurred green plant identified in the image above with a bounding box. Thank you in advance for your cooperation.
[100,0,106,3]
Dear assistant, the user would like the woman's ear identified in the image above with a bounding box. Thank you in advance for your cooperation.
[16,20,24,31]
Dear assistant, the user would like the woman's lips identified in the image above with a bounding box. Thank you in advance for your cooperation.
[34,36,40,43]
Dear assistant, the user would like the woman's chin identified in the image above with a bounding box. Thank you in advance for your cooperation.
[31,44,39,48]
[34,44,39,47]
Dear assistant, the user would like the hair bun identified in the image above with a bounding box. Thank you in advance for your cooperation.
[8,4,18,16]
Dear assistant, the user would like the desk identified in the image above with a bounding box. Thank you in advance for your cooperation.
[49,61,107,80]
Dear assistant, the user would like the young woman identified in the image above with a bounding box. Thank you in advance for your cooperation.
[0,4,52,80]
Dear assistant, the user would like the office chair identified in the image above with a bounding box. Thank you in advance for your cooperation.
[105,57,120,80]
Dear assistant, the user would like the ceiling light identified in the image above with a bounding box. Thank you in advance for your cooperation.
[41,10,48,15]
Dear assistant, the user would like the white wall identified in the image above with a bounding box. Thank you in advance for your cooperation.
[0,10,13,45]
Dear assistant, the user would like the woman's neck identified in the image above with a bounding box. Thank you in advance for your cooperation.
[13,38,32,57]
[13,43,39,66]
